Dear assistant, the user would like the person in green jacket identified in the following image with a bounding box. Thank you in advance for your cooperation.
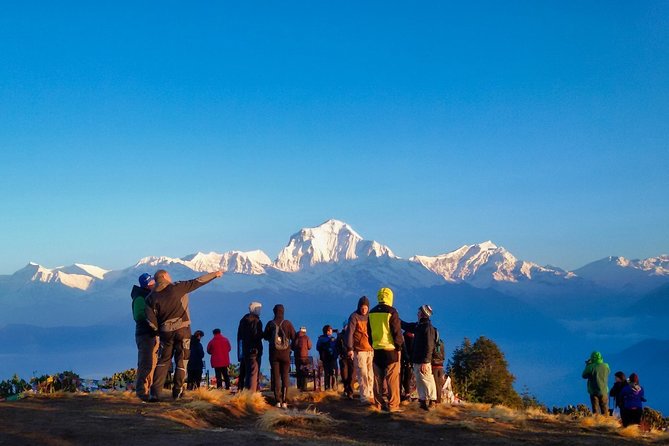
[582,351,611,415]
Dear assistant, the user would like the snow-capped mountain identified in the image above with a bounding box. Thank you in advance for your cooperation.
[574,255,669,294]
[135,250,272,275]
[274,219,396,272]
[9,262,109,291]
[410,241,573,288]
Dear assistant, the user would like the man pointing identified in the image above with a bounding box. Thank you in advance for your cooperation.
[146,269,224,400]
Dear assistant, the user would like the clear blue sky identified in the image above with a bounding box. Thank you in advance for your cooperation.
[1,1,667,274]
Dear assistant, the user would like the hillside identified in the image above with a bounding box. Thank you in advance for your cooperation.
[1,390,667,445]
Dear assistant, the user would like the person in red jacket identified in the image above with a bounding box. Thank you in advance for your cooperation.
[207,328,232,389]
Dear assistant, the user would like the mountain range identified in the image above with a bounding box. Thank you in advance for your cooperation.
[1,219,667,411]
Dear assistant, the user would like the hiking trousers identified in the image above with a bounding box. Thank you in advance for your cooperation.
[432,366,446,403]
[354,350,374,402]
[214,366,230,389]
[373,359,400,410]
[339,356,354,396]
[270,354,291,404]
[242,354,260,392]
[590,394,608,415]
[151,328,191,398]
[413,363,437,402]
[295,356,310,391]
[135,333,159,399]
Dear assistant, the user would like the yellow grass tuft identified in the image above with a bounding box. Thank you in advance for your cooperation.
[257,407,339,431]
[290,389,340,404]
[89,390,137,401]
[579,415,620,431]
[228,390,270,415]
[618,425,641,438]
[188,387,229,405]
[524,407,558,422]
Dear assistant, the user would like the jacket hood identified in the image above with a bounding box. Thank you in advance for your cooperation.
[273,304,285,321]
[590,351,603,363]
[377,288,394,306]
[357,296,370,314]
[131,285,151,299]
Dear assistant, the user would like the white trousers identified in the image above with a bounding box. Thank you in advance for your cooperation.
[354,350,374,402]
[413,363,437,401]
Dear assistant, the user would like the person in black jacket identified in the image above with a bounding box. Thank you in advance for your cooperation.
[401,305,437,410]
[186,330,205,390]
[237,301,264,392]
[609,371,627,415]
[131,273,157,401]
[337,323,354,398]
[145,269,223,401]
[263,304,296,408]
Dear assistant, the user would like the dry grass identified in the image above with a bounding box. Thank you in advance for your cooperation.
[464,403,527,425]
[524,407,558,422]
[257,407,339,431]
[159,408,212,429]
[88,390,138,401]
[289,389,341,404]
[187,388,269,416]
[579,415,621,431]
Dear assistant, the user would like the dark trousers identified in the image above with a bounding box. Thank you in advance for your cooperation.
[621,408,643,427]
[242,354,260,392]
[296,357,310,391]
[152,328,191,397]
[590,394,609,415]
[323,359,338,390]
[271,355,291,403]
[432,366,445,403]
[238,360,245,390]
[186,368,202,390]
[401,360,414,398]
[214,367,230,389]
[339,356,354,396]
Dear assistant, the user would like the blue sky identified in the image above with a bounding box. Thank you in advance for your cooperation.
[1,1,667,274]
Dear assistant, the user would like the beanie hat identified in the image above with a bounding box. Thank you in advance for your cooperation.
[249,301,262,315]
[138,273,153,288]
[419,304,433,318]
[300,326,307,332]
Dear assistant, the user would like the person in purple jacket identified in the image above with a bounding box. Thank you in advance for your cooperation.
[619,372,646,427]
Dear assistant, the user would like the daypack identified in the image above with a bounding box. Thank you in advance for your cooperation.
[432,329,445,364]
[272,320,290,351]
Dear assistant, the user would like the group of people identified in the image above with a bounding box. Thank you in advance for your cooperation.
[130,269,447,412]
[582,351,647,427]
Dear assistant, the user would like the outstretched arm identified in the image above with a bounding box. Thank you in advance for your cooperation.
[174,270,224,294]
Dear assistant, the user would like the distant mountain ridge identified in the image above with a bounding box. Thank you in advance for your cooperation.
[2,219,667,296]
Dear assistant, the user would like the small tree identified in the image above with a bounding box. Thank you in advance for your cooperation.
[447,336,522,408]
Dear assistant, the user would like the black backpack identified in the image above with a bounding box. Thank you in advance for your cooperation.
[272,320,290,351]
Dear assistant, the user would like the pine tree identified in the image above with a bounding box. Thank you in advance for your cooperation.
[447,336,522,407]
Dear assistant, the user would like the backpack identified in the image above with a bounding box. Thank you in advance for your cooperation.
[272,320,290,351]
[432,329,445,364]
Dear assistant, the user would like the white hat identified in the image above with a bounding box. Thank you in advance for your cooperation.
[249,301,262,315]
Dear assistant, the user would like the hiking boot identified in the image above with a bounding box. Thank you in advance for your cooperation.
[276,402,282,408]
[281,402,288,409]
[148,395,160,403]
[419,400,429,411]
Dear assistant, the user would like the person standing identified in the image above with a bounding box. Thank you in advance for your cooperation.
[609,371,627,416]
[263,304,296,408]
[237,301,263,392]
[207,328,232,389]
[145,269,223,400]
[346,296,374,404]
[186,330,205,390]
[620,373,646,427]
[317,325,339,391]
[292,326,312,391]
[581,351,611,415]
[431,329,447,404]
[368,287,404,413]
[337,322,354,399]
[131,273,158,401]
[402,305,437,411]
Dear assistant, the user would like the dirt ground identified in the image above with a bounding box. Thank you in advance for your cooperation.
[0,391,663,446]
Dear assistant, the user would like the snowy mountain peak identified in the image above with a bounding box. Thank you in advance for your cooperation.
[410,242,567,287]
[10,262,106,291]
[574,254,669,293]
[274,219,396,272]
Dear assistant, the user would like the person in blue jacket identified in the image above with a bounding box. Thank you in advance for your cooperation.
[620,373,646,427]
[317,325,339,390]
